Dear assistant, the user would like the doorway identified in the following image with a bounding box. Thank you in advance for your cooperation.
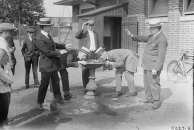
[103,17,121,51]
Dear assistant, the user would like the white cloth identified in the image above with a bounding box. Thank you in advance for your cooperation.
[28,35,32,41]
[88,30,96,51]
[0,37,9,52]
[41,30,49,38]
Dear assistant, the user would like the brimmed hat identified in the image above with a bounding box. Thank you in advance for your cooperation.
[149,19,161,28]
[0,23,17,32]
[37,18,53,26]
[86,19,95,25]
[26,27,35,33]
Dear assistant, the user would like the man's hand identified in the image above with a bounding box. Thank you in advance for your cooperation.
[65,43,73,51]
[125,29,133,37]
[59,49,68,54]
[152,69,157,75]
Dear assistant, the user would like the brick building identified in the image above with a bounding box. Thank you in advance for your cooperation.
[55,0,194,69]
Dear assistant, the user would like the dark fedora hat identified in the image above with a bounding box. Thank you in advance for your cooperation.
[36,18,53,26]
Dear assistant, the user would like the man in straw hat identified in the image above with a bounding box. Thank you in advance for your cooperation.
[21,27,40,89]
[125,19,168,109]
[34,18,71,109]
[0,23,15,127]
[75,18,101,90]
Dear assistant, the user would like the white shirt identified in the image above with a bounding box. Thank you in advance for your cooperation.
[88,30,96,51]
[0,37,9,52]
[41,30,49,39]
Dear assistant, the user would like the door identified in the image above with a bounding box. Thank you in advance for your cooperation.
[103,17,122,51]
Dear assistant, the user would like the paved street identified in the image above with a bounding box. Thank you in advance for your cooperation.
[4,41,193,130]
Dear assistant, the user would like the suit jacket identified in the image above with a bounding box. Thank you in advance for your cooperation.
[132,32,168,71]
[6,37,16,65]
[21,36,39,61]
[107,49,138,72]
[34,31,66,72]
[75,30,100,50]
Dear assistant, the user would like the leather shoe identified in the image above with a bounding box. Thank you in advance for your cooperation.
[139,98,154,103]
[112,91,123,98]
[152,101,162,109]
[64,93,72,101]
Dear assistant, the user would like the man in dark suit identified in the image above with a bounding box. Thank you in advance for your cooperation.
[21,27,39,89]
[126,19,168,109]
[75,19,100,89]
[34,18,69,109]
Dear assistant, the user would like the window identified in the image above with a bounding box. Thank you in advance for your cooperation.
[147,0,168,17]
[184,0,194,13]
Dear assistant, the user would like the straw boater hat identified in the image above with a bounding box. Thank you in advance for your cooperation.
[37,18,53,26]
[149,19,161,28]
[0,23,17,32]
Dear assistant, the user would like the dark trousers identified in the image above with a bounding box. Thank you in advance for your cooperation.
[24,57,39,85]
[59,68,70,93]
[11,63,16,75]
[82,66,90,88]
[143,70,161,101]
[37,71,61,104]
[0,92,10,127]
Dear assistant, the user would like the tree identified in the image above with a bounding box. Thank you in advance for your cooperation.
[0,0,45,25]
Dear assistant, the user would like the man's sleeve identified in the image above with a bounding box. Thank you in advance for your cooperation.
[21,41,26,55]
[132,35,149,42]
[55,43,66,49]
[75,30,86,39]
[34,39,61,58]
[155,39,168,71]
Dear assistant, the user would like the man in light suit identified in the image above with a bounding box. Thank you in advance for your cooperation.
[21,27,39,89]
[75,19,100,89]
[126,19,168,109]
[100,49,138,98]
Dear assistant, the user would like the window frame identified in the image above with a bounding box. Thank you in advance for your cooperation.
[146,0,169,18]
[183,0,194,15]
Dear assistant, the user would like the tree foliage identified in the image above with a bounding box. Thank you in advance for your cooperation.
[0,0,45,25]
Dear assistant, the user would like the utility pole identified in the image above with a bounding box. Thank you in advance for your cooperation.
[18,0,22,46]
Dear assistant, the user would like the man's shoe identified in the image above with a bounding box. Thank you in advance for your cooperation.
[139,98,154,103]
[152,101,162,109]
[26,85,30,89]
[125,91,138,97]
[50,102,58,111]
[64,93,72,101]
[37,103,44,110]
[112,91,123,98]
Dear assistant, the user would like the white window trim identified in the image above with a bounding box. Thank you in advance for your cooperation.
[180,15,194,21]
[183,0,194,15]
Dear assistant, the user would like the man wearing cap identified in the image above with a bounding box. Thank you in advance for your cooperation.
[21,27,39,89]
[34,18,71,109]
[99,49,138,98]
[125,19,168,109]
[75,19,101,89]
[0,23,14,127]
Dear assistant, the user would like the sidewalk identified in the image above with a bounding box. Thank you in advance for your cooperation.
[8,67,193,130]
